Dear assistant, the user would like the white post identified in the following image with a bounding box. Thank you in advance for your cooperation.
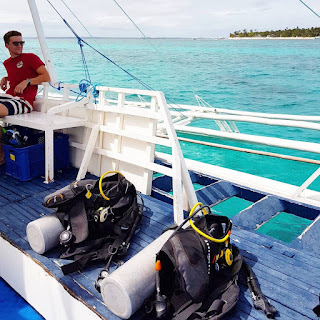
[292,166,320,199]
[27,0,58,85]
[156,91,198,222]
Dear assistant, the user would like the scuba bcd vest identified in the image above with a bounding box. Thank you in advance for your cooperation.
[43,171,142,279]
[150,204,277,320]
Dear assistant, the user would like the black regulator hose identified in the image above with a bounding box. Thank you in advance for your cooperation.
[242,260,277,319]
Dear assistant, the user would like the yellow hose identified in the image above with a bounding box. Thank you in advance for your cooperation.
[99,171,124,201]
[189,202,231,243]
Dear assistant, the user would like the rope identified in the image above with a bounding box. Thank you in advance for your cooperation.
[299,0,320,19]
[110,0,201,116]
[78,39,91,82]
[194,94,215,109]
[60,0,96,38]
[77,79,99,102]
[157,134,320,165]
[46,0,187,117]
[59,0,110,55]
[111,1,211,114]
[46,0,152,89]
[112,0,160,53]
[47,0,91,80]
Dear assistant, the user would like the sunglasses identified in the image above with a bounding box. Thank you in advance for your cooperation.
[12,41,25,46]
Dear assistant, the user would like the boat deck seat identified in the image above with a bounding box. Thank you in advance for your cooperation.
[0,166,319,320]
[2,100,87,183]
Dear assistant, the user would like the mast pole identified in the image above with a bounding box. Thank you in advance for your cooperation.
[27,0,58,85]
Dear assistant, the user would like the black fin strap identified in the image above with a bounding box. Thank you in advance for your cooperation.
[107,227,129,256]
[242,260,277,319]
[61,260,82,275]
[116,202,142,252]
[313,294,320,317]
[61,252,97,275]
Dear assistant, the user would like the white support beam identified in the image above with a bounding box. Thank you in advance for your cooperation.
[28,0,58,85]
[292,166,320,199]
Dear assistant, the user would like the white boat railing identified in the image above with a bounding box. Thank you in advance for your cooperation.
[34,84,320,206]
[171,104,320,122]
[42,85,198,224]
[167,103,320,201]
[170,111,320,130]
[172,125,320,154]
[293,167,320,198]
[194,94,239,132]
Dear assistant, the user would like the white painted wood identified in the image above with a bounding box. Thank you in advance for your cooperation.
[44,128,54,183]
[57,86,198,222]
[172,145,183,223]
[114,93,125,171]
[3,102,87,182]
[173,125,320,154]
[229,121,239,133]
[70,142,173,176]
[144,97,158,195]
[292,167,320,199]
[156,92,198,219]
[76,124,100,181]
[99,125,171,147]
[92,105,163,120]
[172,104,320,122]
[27,0,58,85]
[0,236,101,320]
[170,111,320,130]
[71,87,197,218]
[97,86,157,96]
[47,97,90,115]
[156,151,320,208]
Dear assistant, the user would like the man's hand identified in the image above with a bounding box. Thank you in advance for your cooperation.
[0,77,8,91]
[14,79,29,95]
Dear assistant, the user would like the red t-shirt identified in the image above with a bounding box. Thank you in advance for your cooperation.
[3,53,45,106]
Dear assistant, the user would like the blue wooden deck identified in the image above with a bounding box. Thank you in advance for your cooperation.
[0,165,319,320]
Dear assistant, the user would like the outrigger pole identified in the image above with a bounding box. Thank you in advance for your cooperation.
[27,0,58,85]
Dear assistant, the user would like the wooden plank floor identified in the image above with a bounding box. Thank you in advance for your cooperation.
[0,165,319,320]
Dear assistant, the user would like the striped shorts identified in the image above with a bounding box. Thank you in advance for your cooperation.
[0,94,33,115]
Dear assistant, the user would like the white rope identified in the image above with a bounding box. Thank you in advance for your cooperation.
[112,0,160,53]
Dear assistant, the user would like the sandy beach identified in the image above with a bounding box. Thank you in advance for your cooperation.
[228,36,318,40]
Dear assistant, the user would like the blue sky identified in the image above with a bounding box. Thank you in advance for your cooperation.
[1,0,320,38]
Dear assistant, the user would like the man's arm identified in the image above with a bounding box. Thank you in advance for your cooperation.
[14,65,51,95]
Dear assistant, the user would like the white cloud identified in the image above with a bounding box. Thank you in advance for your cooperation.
[0,0,320,38]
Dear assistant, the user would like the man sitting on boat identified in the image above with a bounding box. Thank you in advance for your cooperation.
[0,30,50,165]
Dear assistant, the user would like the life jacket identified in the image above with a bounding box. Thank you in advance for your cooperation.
[151,205,277,320]
[43,172,142,277]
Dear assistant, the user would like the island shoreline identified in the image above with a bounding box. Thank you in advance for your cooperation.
[228,37,319,40]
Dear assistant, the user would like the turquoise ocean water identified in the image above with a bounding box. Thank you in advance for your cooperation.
[2,37,319,189]
[0,38,319,316]
[16,37,319,191]
[0,38,320,191]
[1,38,320,229]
